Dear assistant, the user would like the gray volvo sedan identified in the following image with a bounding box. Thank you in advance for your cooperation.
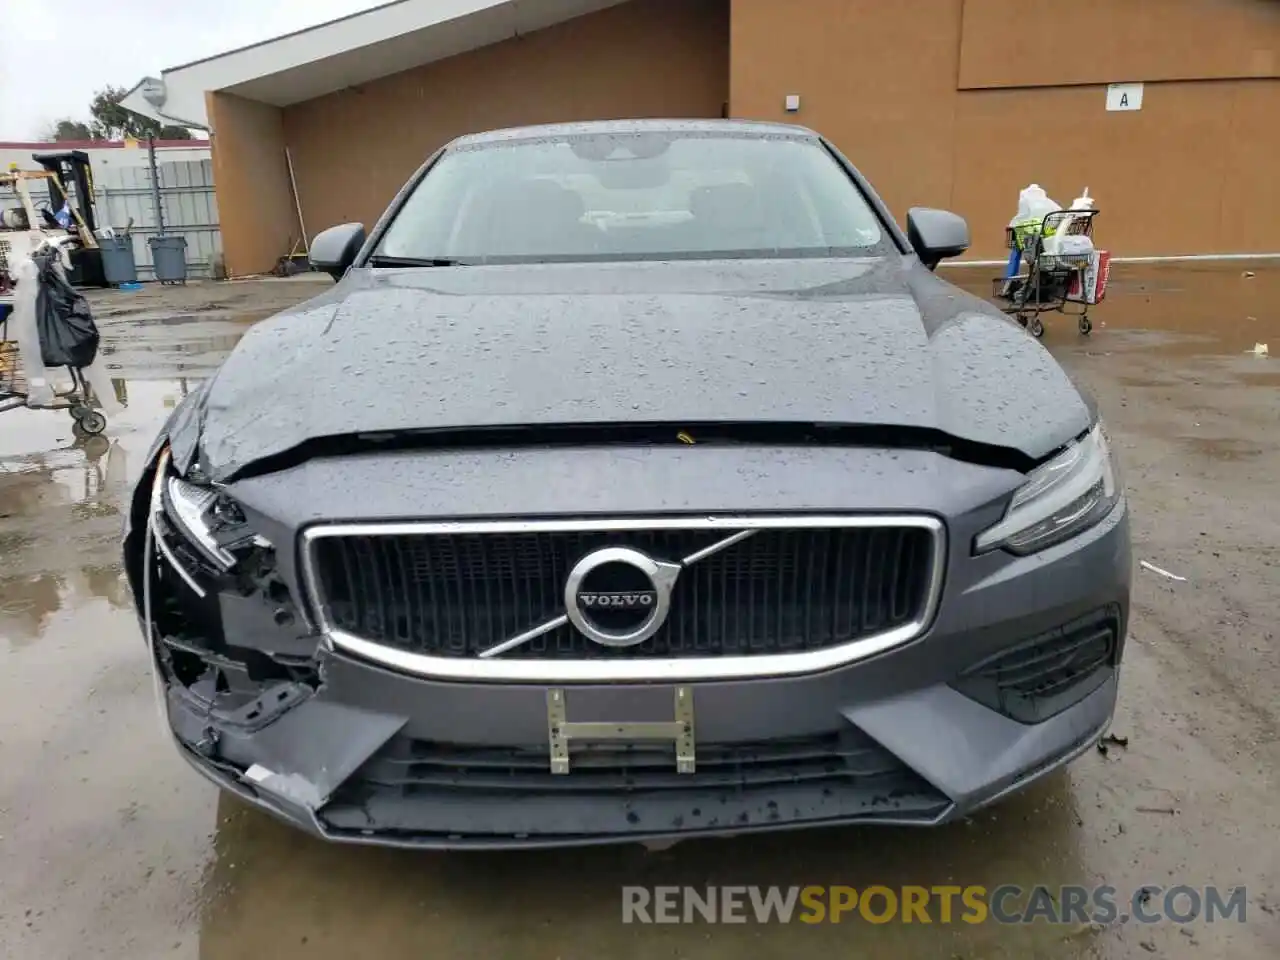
[123,120,1131,848]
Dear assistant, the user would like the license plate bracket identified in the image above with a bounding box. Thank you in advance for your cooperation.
[546,687,695,775]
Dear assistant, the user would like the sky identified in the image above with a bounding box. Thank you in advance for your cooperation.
[0,0,388,140]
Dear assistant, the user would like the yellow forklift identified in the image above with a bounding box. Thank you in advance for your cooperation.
[30,150,107,287]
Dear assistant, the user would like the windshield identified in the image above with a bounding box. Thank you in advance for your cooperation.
[374,131,892,264]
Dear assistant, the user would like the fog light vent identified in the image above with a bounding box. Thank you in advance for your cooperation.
[952,607,1120,723]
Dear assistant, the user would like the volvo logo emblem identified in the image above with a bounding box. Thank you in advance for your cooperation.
[565,547,680,648]
[579,592,655,608]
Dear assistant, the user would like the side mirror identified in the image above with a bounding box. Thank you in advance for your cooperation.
[906,208,970,270]
[309,223,366,280]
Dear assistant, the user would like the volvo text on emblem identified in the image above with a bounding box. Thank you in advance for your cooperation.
[564,546,681,648]
[579,592,655,608]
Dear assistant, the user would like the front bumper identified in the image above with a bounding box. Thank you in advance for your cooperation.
[143,498,1131,850]
[167,657,1118,850]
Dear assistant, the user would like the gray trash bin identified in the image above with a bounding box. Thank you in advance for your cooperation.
[99,235,138,285]
[149,235,188,285]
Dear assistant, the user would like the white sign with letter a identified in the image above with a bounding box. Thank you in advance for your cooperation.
[1106,83,1144,111]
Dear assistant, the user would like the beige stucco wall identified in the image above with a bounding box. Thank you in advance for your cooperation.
[206,92,298,277]
[730,0,1280,258]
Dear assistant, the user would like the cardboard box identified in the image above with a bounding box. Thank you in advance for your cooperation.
[1091,250,1111,303]
[1068,250,1111,304]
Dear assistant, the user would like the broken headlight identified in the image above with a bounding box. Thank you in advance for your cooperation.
[150,450,265,592]
[975,423,1120,556]
[163,476,237,570]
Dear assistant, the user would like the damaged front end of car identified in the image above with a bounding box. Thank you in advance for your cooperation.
[123,443,407,827]
[121,378,1127,849]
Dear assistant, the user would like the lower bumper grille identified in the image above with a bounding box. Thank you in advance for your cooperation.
[307,519,940,661]
[952,607,1120,723]
[321,730,951,840]
[343,730,914,795]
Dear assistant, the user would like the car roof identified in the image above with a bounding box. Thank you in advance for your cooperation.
[449,118,820,148]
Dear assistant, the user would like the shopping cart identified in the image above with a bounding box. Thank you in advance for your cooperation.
[991,209,1101,338]
[0,255,108,434]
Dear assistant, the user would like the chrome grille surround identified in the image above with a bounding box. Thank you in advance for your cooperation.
[300,515,947,683]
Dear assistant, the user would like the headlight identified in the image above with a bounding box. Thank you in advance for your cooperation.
[150,449,252,574]
[163,476,236,570]
[975,424,1120,555]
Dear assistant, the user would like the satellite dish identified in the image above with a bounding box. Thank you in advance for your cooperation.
[140,78,167,109]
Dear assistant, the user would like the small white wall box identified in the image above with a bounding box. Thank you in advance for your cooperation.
[784,94,801,112]
[1106,82,1143,111]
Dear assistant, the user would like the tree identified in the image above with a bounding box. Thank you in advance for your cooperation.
[157,124,195,140]
[42,119,96,142]
[88,85,136,139]
[89,85,194,141]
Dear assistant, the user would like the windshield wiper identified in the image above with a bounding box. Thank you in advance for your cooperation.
[366,254,466,268]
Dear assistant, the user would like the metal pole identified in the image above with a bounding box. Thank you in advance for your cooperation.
[148,135,165,235]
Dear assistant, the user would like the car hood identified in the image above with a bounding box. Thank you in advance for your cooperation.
[167,258,1093,482]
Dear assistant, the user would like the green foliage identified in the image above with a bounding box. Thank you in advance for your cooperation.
[45,119,96,141]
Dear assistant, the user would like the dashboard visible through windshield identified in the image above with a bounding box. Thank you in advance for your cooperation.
[374,131,892,265]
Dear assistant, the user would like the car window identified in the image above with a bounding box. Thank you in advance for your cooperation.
[376,131,891,264]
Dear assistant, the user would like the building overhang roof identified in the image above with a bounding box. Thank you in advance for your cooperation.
[120,0,628,130]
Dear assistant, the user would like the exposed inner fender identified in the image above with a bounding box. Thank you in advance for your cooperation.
[137,447,407,812]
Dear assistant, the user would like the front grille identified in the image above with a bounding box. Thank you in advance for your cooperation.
[309,522,937,659]
[320,729,951,839]
[952,607,1120,723]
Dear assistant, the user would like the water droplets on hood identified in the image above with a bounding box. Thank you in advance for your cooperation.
[187,264,1094,482]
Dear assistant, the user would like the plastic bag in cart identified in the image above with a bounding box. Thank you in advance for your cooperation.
[1008,186,1059,234]
[1012,184,1061,226]
[33,246,100,369]
[1043,233,1094,258]
[1009,184,1063,250]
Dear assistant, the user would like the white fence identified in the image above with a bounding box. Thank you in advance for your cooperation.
[95,159,222,279]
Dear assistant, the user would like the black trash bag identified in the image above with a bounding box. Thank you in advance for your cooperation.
[34,247,100,369]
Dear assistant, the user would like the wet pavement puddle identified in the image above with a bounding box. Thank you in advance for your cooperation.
[0,315,246,651]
